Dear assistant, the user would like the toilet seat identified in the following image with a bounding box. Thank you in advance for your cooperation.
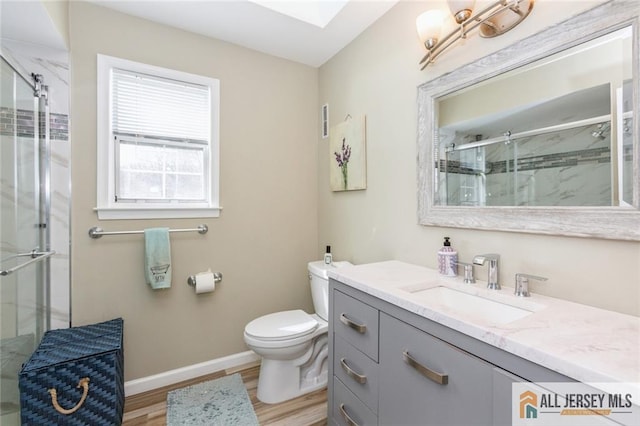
[245,310,318,341]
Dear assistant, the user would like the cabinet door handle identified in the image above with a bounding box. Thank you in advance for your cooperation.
[403,350,448,385]
[340,357,367,384]
[340,313,367,333]
[339,403,360,426]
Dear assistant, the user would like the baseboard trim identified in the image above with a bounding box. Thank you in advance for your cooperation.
[124,350,260,396]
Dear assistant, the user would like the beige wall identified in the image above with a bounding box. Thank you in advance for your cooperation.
[318,0,640,316]
[69,1,319,380]
[42,0,69,48]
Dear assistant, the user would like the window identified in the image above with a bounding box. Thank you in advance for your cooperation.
[97,55,220,219]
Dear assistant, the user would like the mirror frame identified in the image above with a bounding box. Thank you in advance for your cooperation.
[417,0,640,241]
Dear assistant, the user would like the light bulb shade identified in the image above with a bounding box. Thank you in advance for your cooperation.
[447,0,476,23]
[416,10,444,48]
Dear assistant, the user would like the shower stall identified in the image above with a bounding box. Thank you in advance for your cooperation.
[0,55,53,419]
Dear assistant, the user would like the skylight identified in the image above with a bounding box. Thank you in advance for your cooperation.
[249,0,349,28]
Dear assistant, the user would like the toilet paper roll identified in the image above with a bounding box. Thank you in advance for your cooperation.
[194,270,216,294]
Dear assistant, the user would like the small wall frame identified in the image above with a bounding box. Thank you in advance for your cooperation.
[330,115,367,192]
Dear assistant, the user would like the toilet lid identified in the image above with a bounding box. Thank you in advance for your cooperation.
[245,310,318,341]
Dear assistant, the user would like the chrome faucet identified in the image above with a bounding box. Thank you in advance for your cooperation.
[472,254,500,290]
[454,261,475,284]
[514,273,548,297]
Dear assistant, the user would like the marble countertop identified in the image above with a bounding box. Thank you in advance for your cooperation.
[328,260,640,394]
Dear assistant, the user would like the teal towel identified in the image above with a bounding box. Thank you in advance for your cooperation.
[144,227,171,289]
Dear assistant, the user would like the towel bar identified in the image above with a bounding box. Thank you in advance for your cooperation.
[88,224,208,239]
[0,250,56,276]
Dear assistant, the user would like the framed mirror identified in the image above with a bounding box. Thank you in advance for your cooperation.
[417,0,640,241]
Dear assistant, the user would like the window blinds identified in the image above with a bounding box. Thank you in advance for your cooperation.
[112,68,210,143]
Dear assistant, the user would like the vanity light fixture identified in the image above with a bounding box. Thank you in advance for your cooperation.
[417,0,535,70]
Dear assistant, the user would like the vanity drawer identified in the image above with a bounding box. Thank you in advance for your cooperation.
[334,334,379,413]
[333,376,378,426]
[333,290,379,361]
[378,312,493,425]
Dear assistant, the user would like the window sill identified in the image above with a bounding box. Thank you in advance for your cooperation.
[94,206,222,220]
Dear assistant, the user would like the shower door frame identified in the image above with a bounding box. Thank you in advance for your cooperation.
[1,53,52,333]
[0,52,53,418]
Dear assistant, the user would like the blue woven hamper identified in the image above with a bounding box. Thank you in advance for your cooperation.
[19,318,124,425]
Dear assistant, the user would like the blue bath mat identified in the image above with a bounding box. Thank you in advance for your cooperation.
[166,373,259,425]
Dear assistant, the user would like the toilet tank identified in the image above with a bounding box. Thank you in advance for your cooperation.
[308,260,353,321]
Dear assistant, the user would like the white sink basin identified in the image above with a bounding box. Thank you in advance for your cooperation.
[406,286,535,325]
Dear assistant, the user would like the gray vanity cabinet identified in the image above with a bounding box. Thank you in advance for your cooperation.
[328,279,582,426]
[378,312,493,425]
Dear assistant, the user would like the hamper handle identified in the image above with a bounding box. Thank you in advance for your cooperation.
[48,377,90,415]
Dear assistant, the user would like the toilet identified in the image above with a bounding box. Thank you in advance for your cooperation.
[243,260,352,404]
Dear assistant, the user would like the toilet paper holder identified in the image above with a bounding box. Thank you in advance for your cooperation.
[187,272,223,287]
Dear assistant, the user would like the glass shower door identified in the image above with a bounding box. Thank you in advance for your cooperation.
[0,56,50,420]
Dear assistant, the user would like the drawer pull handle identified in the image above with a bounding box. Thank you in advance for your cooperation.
[340,357,367,384]
[48,377,90,415]
[340,313,367,333]
[339,403,360,426]
[403,350,448,385]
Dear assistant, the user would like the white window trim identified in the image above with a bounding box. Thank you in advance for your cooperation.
[96,54,221,220]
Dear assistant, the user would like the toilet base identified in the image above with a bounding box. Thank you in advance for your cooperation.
[256,358,328,404]
[255,334,329,404]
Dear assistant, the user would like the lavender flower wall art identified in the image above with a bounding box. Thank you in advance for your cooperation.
[330,115,367,191]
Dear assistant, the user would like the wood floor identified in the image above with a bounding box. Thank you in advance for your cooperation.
[122,361,328,426]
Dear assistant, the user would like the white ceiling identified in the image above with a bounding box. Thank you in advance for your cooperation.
[1,0,397,67]
[87,0,398,67]
[1,1,68,50]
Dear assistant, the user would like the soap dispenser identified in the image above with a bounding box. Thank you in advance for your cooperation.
[324,245,333,265]
[438,237,458,276]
